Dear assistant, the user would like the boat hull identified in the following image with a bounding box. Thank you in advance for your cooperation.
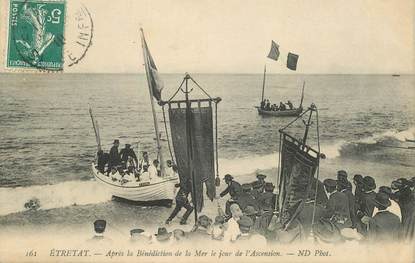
[91,163,178,202]
[256,106,303,117]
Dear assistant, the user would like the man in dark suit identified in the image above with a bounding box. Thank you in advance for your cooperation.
[337,170,352,191]
[220,174,242,199]
[322,179,352,229]
[107,139,121,175]
[363,192,401,242]
[235,183,259,211]
[338,179,358,228]
[166,179,193,225]
[220,174,242,216]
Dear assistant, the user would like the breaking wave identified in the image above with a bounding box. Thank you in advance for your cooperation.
[339,127,415,157]
[0,180,112,216]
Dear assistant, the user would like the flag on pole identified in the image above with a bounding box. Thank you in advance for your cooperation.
[287,52,299,71]
[267,40,280,61]
[142,33,164,102]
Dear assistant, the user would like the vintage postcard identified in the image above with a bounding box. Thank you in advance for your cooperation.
[0,0,414,262]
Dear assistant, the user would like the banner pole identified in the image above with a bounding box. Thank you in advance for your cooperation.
[184,74,198,225]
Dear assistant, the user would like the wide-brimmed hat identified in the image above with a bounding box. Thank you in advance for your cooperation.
[113,139,120,144]
[340,228,363,241]
[94,219,106,233]
[173,229,186,240]
[337,170,348,179]
[256,174,267,179]
[373,192,391,208]
[243,206,258,216]
[363,176,376,191]
[155,227,172,241]
[223,174,233,181]
[241,183,252,191]
[323,179,337,188]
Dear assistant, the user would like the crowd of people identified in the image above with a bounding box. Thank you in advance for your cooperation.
[89,170,415,246]
[260,99,295,111]
[96,139,177,184]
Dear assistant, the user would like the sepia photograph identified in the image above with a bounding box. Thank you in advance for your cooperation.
[0,0,414,262]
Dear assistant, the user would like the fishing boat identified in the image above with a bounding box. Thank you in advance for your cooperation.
[91,164,177,203]
[89,29,178,206]
[255,65,305,117]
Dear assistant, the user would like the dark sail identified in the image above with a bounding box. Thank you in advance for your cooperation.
[278,133,319,223]
[168,105,216,212]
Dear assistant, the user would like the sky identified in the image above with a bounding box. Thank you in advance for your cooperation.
[0,0,413,74]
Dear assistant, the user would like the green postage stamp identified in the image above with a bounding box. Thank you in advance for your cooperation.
[7,0,66,71]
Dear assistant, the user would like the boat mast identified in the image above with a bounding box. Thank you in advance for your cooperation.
[184,73,198,224]
[261,64,267,102]
[299,81,305,108]
[140,29,166,177]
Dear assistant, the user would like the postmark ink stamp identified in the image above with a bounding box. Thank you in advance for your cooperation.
[7,0,66,71]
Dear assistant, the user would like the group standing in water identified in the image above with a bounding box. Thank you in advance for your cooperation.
[260,99,294,111]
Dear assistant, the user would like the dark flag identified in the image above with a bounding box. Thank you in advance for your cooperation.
[287,52,299,71]
[278,133,318,225]
[141,33,164,102]
[168,105,216,212]
[267,40,280,61]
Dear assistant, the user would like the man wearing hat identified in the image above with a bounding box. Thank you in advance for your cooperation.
[107,139,121,175]
[236,215,267,245]
[363,192,401,242]
[189,215,213,241]
[373,186,401,221]
[391,178,415,241]
[338,179,357,228]
[257,182,277,212]
[120,143,138,169]
[356,176,377,220]
[322,178,352,229]
[251,174,267,194]
[88,219,112,243]
[220,174,242,200]
[154,227,172,244]
[337,170,352,191]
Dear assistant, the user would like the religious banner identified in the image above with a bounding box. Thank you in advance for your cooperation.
[168,104,216,212]
[278,133,319,224]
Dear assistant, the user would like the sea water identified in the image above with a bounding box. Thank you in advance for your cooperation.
[0,73,414,233]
